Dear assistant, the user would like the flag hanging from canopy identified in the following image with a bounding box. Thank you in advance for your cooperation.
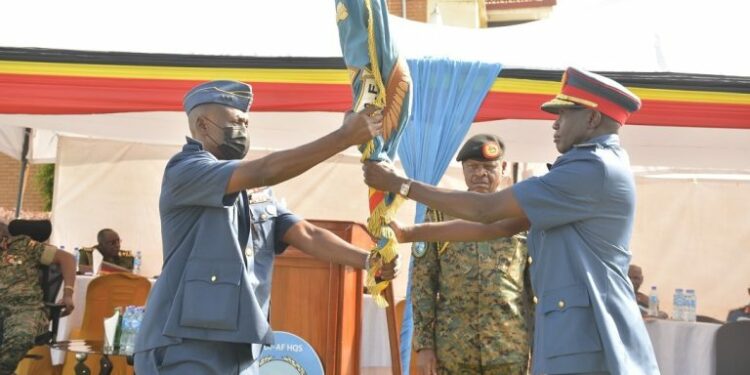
[335,0,412,307]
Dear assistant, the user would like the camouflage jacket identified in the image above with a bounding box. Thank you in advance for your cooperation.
[0,235,57,308]
[411,208,534,366]
[78,247,134,270]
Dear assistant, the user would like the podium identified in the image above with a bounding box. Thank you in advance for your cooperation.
[270,220,372,375]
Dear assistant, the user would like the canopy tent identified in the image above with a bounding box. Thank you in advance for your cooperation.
[1,0,749,165]
[1,0,749,320]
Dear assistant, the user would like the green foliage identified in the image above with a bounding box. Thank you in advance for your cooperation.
[35,164,55,211]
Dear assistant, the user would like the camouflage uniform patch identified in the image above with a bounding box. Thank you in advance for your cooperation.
[412,208,533,374]
[0,236,51,374]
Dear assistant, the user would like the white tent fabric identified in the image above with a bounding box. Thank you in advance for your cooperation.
[631,177,750,320]
[1,0,748,74]
[51,137,179,277]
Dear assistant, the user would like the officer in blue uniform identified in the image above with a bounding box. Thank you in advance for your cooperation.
[134,80,398,374]
[364,67,660,374]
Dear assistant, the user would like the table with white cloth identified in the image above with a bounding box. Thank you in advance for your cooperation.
[360,300,722,374]
[645,319,721,375]
[51,274,156,365]
[360,294,397,375]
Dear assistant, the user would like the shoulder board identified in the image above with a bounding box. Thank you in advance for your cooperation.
[248,193,271,204]
[573,142,597,149]
[119,250,133,257]
[248,187,273,204]
[425,208,444,223]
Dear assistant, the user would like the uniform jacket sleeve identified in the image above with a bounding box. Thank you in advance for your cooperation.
[512,156,605,230]
[164,152,240,208]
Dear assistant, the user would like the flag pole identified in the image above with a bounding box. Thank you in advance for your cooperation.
[384,283,402,374]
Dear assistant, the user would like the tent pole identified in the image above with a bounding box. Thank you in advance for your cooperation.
[14,127,31,219]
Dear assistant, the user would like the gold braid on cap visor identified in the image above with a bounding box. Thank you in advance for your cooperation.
[556,94,598,108]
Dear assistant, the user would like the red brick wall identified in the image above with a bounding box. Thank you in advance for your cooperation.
[388,0,428,22]
[0,152,48,213]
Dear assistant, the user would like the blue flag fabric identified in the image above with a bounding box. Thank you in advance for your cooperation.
[397,57,502,374]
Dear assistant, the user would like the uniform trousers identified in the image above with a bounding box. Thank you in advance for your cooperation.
[438,361,528,375]
[0,306,46,375]
[134,338,260,375]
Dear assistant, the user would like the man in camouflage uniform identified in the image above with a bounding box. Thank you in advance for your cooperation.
[0,220,76,374]
[78,228,134,272]
[411,135,533,375]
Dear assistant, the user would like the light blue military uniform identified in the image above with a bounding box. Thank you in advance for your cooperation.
[134,137,300,374]
[512,134,659,374]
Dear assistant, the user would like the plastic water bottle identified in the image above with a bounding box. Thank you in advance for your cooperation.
[648,286,659,317]
[685,289,697,322]
[673,288,685,321]
[133,251,142,275]
[119,305,145,354]
[74,247,80,273]
[119,306,135,353]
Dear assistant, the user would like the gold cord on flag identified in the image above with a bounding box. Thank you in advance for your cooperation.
[360,0,401,307]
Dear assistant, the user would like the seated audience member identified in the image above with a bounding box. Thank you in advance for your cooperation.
[726,287,750,322]
[0,220,76,374]
[629,264,667,319]
[78,228,134,273]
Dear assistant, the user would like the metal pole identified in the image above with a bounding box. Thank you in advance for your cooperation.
[15,127,31,218]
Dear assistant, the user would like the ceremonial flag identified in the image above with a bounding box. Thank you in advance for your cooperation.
[335,0,412,307]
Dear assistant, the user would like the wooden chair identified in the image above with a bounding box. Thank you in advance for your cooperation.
[61,273,151,375]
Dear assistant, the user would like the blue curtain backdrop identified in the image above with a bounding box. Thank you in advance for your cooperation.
[397,57,502,374]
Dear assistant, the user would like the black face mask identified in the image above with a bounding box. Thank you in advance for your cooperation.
[205,117,250,160]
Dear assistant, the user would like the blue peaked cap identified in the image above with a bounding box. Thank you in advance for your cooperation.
[183,80,254,113]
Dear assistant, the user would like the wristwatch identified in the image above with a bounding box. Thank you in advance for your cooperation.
[399,179,412,198]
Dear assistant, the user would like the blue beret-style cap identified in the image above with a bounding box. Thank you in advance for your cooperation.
[183,80,254,113]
